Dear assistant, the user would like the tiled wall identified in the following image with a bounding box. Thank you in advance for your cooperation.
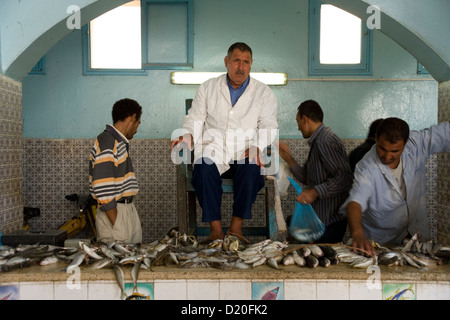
[1,279,449,300]
[437,81,450,245]
[0,75,23,235]
[22,138,439,244]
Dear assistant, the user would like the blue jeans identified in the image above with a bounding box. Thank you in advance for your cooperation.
[191,157,265,222]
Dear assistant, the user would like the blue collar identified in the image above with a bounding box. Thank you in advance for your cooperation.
[227,75,250,106]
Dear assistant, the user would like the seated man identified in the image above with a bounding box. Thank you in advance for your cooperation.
[342,118,450,256]
[171,42,278,241]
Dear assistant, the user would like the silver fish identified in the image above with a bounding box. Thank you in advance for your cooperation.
[282,254,295,266]
[40,255,59,266]
[267,257,279,269]
[113,264,127,300]
[309,245,324,258]
[298,247,311,258]
[80,242,102,260]
[66,252,85,272]
[292,250,305,267]
[132,261,141,293]
[89,258,113,269]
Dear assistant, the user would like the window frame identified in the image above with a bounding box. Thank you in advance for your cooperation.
[82,22,147,76]
[141,0,194,70]
[308,0,373,76]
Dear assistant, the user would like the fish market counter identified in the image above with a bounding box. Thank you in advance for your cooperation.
[1,260,449,300]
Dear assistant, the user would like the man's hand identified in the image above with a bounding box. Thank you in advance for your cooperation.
[351,231,376,257]
[295,188,318,206]
[171,133,193,151]
[347,201,376,256]
[278,142,296,167]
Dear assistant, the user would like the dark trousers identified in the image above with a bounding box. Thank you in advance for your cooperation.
[191,157,265,222]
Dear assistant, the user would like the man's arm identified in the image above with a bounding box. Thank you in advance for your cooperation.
[347,201,376,256]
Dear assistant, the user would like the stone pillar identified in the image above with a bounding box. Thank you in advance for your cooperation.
[437,80,450,245]
[0,74,23,234]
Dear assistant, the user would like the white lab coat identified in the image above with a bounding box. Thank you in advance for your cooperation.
[183,74,278,175]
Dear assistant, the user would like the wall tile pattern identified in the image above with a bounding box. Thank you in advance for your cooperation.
[0,75,23,234]
[437,81,450,245]
[21,138,440,244]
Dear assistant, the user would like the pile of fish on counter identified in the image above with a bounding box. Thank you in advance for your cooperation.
[1,231,449,275]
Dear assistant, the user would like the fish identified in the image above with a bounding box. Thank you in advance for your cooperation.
[305,255,319,268]
[318,256,330,268]
[40,255,60,266]
[132,261,141,293]
[297,247,311,258]
[292,250,305,267]
[387,284,414,300]
[351,257,375,268]
[318,245,337,260]
[309,245,323,258]
[66,252,85,272]
[126,293,150,300]
[282,254,295,266]
[113,264,127,300]
[261,287,279,300]
[267,257,279,269]
[80,242,102,260]
[89,258,113,270]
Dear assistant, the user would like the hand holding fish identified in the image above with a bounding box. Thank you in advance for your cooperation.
[351,232,376,257]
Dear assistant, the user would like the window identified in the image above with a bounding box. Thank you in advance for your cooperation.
[308,0,372,75]
[141,0,194,69]
[82,0,193,75]
[82,0,145,75]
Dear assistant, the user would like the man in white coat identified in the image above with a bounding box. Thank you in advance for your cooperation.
[171,42,278,241]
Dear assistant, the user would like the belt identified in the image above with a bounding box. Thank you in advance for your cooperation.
[117,197,133,204]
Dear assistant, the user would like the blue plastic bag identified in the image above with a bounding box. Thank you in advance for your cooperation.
[288,177,325,242]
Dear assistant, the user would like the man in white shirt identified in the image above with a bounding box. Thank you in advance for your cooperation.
[342,118,450,256]
[171,42,278,241]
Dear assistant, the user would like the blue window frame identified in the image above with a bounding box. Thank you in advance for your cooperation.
[141,0,194,70]
[308,0,372,76]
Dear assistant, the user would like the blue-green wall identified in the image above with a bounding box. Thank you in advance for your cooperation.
[22,0,437,140]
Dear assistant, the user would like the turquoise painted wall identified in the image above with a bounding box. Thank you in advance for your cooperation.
[22,0,437,140]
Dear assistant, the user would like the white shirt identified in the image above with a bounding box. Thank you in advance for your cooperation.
[182,74,278,174]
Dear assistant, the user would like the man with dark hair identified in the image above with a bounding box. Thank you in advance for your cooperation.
[342,118,450,255]
[171,42,278,242]
[348,118,383,172]
[279,100,353,243]
[90,98,143,243]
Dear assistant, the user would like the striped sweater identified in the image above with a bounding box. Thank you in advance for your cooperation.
[89,125,139,211]
[290,124,353,226]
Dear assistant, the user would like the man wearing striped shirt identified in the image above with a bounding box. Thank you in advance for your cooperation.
[89,98,143,244]
[279,100,353,243]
